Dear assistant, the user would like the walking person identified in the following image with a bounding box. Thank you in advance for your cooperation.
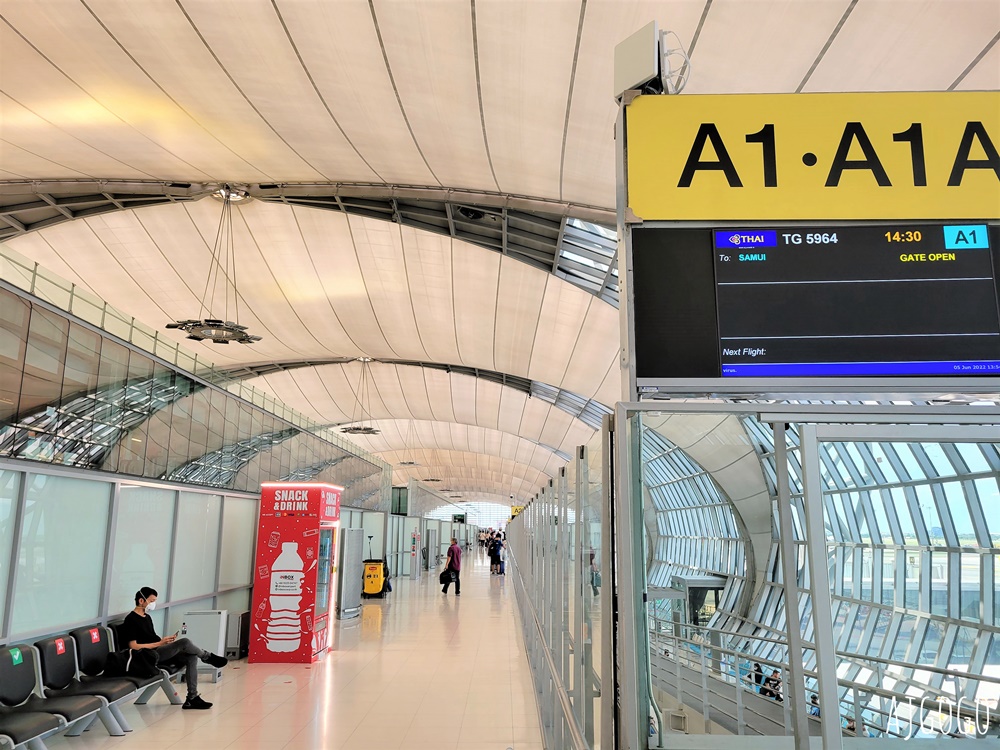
[442,537,462,596]
[119,587,228,710]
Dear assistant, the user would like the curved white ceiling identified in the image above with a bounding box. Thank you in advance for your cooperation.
[2,0,997,502]
[263,362,596,450]
[2,1,995,203]
[319,418,570,481]
[4,200,620,408]
[375,449,550,498]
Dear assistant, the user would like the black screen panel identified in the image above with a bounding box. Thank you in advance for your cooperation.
[632,228,719,379]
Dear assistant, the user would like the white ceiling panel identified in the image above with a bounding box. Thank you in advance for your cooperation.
[492,258,547,378]
[83,0,324,181]
[0,100,114,179]
[172,0,379,182]
[496,387,529,437]
[954,38,1000,91]
[450,370,479,427]
[563,1,705,206]
[451,246,500,369]
[272,0,438,185]
[348,420,566,478]
[5,200,621,385]
[684,0,853,94]
[594,357,624,408]
[805,1,1000,92]
[402,227,462,365]
[475,379,504,433]
[373,0,492,189]
[0,19,204,180]
[290,205,393,359]
[476,0,581,198]
[528,277,590,383]
[345,215,428,360]
[561,294,620,400]
[0,0,275,181]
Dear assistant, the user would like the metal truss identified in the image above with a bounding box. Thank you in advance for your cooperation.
[0,180,619,306]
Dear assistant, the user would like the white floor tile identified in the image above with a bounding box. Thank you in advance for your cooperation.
[41,552,545,750]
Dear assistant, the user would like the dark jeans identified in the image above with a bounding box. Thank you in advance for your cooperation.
[442,568,460,595]
[154,638,209,699]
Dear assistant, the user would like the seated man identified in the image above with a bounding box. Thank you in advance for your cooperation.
[119,587,228,710]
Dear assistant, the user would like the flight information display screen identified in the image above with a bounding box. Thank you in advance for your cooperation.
[631,223,1000,381]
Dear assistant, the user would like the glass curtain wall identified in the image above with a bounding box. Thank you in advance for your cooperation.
[743,419,1000,739]
[621,406,1000,745]
[0,285,390,508]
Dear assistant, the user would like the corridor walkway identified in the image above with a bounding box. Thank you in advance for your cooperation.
[46,548,543,750]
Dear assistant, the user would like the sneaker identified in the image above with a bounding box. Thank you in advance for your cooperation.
[204,653,228,668]
[182,695,213,710]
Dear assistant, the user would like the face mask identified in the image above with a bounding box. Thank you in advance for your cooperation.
[144,600,156,611]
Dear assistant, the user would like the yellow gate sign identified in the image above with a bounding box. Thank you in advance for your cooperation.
[626,92,1000,220]
[510,505,524,519]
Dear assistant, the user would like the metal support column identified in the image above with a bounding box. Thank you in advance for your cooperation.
[614,405,648,750]
[773,421,811,746]
[801,424,843,750]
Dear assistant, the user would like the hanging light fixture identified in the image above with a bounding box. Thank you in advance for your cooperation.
[166,185,261,345]
[397,419,418,467]
[340,357,380,435]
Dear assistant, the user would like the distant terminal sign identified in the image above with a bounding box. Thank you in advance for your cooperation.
[626,92,1000,220]
[510,505,525,519]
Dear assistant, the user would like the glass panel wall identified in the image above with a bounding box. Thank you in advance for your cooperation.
[0,463,259,646]
[0,286,390,507]
[507,427,606,750]
[109,484,176,616]
[11,473,111,636]
[171,491,222,601]
[219,496,257,589]
[0,469,21,628]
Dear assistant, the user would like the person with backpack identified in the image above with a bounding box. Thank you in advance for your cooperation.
[441,538,462,596]
[118,587,229,710]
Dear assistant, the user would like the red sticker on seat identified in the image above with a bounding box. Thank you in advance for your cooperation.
[89,628,100,643]
[55,638,65,654]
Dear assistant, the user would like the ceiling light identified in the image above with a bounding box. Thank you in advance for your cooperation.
[166,185,261,345]
[456,206,485,221]
[339,357,380,435]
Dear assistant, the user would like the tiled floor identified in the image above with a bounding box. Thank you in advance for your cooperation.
[46,549,543,750]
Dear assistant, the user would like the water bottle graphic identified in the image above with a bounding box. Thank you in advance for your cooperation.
[266,542,305,652]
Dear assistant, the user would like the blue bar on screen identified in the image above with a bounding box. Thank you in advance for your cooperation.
[721,361,1000,377]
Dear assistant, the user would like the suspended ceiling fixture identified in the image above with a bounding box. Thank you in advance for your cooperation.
[397,419,419,467]
[166,185,261,345]
[340,357,380,435]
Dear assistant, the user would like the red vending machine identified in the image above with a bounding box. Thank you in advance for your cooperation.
[249,482,342,663]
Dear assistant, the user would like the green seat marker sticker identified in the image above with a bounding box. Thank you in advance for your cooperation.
[10,647,23,666]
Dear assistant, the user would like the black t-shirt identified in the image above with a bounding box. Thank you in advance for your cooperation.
[120,611,159,648]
